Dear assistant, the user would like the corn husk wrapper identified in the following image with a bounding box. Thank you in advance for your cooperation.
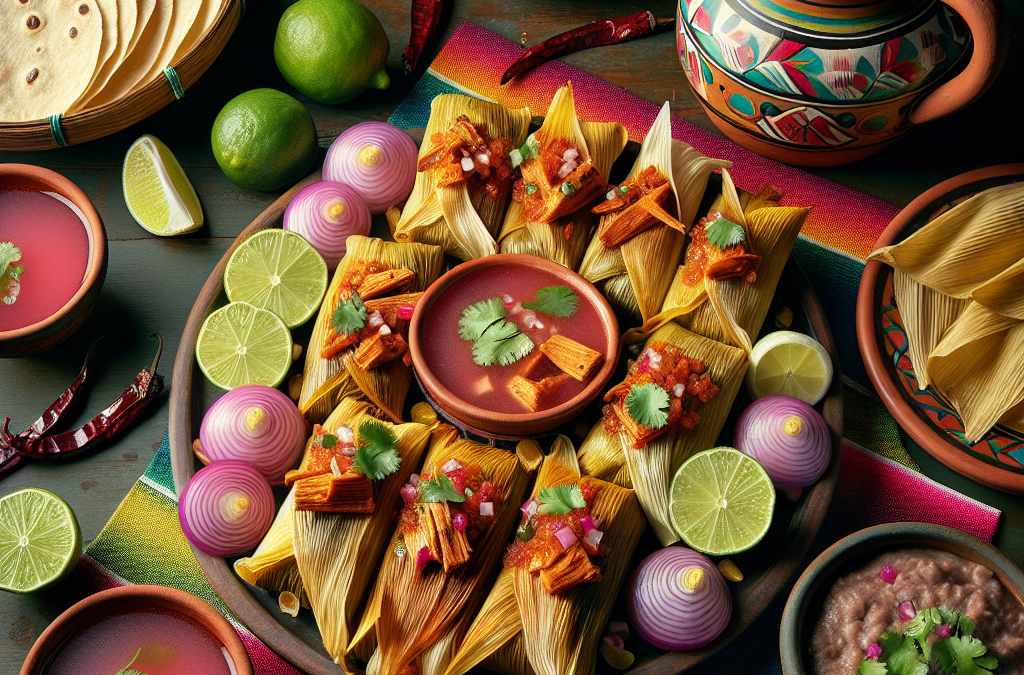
[927,302,1024,441]
[498,84,628,270]
[234,487,308,608]
[867,183,1024,440]
[290,398,431,672]
[394,95,532,260]
[998,399,1024,434]
[299,236,445,423]
[445,436,643,675]
[636,174,810,351]
[579,102,731,322]
[349,425,542,675]
[578,323,747,545]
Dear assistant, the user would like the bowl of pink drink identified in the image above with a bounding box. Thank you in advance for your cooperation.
[0,164,107,357]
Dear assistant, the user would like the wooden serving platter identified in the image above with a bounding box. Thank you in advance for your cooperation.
[170,143,843,674]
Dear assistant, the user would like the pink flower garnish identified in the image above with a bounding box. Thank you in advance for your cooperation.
[898,600,917,621]
[453,513,467,531]
[879,566,898,584]
[866,643,882,660]
[936,623,951,638]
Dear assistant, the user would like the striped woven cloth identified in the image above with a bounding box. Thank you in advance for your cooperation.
[72,22,1002,675]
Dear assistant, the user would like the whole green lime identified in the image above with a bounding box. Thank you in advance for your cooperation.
[274,0,390,105]
[211,88,318,192]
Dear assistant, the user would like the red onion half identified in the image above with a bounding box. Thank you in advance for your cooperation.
[199,385,307,484]
[179,460,275,557]
[323,122,418,214]
[284,181,371,270]
[734,394,831,488]
[627,547,731,651]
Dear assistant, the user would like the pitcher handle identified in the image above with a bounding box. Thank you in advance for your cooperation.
[909,0,1008,125]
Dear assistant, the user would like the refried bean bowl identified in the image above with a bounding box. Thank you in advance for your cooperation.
[780,523,1024,675]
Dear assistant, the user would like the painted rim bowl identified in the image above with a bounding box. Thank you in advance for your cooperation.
[0,163,107,358]
[409,253,620,438]
[855,164,1024,495]
[19,584,254,675]
[779,522,1024,675]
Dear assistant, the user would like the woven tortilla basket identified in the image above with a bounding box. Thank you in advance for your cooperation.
[0,0,242,151]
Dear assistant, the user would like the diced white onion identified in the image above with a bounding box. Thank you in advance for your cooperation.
[479,501,494,517]
[461,156,475,171]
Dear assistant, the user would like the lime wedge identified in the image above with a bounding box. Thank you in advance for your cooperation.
[196,301,293,390]
[669,447,775,556]
[223,229,328,328]
[745,330,832,405]
[0,488,82,593]
[123,134,204,236]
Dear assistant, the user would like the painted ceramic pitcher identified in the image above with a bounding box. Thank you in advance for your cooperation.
[677,0,1006,166]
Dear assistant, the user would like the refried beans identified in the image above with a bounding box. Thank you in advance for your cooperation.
[811,549,1024,675]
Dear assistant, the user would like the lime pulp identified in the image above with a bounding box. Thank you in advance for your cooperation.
[0,488,82,593]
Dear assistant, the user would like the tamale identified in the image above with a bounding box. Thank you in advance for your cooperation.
[300,236,445,423]
[348,425,542,675]
[578,323,747,545]
[892,270,968,388]
[643,173,809,351]
[444,436,644,675]
[394,95,532,260]
[234,487,308,608]
[579,102,730,322]
[290,398,431,672]
[498,84,628,270]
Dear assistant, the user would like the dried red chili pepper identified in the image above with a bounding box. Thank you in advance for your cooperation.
[501,12,674,85]
[403,0,448,74]
[2,333,164,467]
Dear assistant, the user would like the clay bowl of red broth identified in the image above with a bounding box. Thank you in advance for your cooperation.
[780,522,1024,675]
[0,163,107,357]
[20,584,253,675]
[410,253,619,438]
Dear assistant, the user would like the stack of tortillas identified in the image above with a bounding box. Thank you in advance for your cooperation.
[0,0,221,122]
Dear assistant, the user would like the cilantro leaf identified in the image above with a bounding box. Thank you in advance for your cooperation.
[878,631,928,675]
[905,607,940,660]
[625,383,671,429]
[116,648,148,675]
[522,286,578,318]
[932,635,996,675]
[859,660,888,675]
[536,484,586,515]
[705,216,747,249]
[0,242,21,274]
[511,134,540,168]
[459,297,506,341]
[472,320,535,366]
[419,473,466,503]
[332,291,367,334]
[351,421,401,480]
[320,434,338,449]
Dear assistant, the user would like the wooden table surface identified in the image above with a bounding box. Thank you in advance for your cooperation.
[1,0,1021,671]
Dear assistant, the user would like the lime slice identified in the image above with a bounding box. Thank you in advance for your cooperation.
[223,229,328,328]
[669,447,775,556]
[745,330,833,405]
[0,488,82,593]
[196,301,293,390]
[123,134,204,236]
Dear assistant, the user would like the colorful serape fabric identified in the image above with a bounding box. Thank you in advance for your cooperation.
[73,22,1003,675]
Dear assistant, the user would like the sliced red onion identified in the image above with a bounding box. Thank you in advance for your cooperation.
[199,385,307,485]
[899,600,917,621]
[580,515,596,535]
[627,547,731,651]
[554,525,577,550]
[734,394,830,488]
[582,528,603,556]
[284,180,371,270]
[323,122,418,214]
[179,460,275,557]
[879,566,898,584]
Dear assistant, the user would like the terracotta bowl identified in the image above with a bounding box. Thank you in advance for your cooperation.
[780,522,1024,675]
[0,164,107,358]
[409,253,620,438]
[856,164,1024,495]
[19,584,253,675]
